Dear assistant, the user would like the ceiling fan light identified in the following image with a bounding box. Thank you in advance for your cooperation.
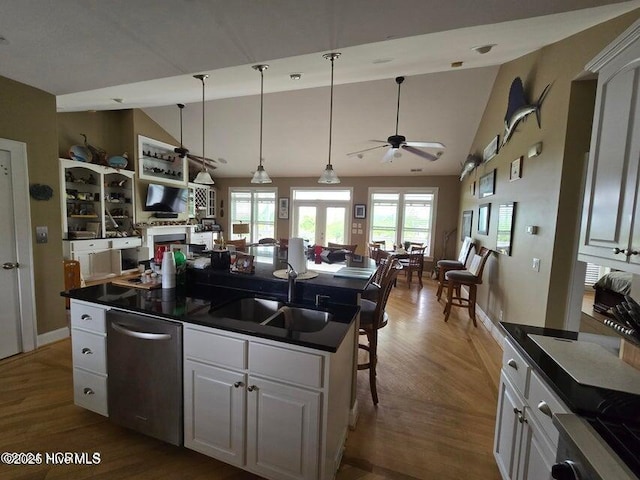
[194,169,215,184]
[251,164,272,184]
[318,163,340,184]
[393,149,402,158]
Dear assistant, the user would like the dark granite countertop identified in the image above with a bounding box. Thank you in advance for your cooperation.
[63,281,360,353]
[500,322,640,421]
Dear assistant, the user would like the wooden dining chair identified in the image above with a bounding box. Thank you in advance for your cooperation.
[327,242,357,253]
[358,258,403,405]
[226,238,247,251]
[399,245,426,287]
[436,237,474,300]
[443,247,492,326]
[278,238,288,249]
[368,242,383,265]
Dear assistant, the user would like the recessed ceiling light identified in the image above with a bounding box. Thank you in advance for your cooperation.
[112,98,124,104]
[471,44,496,54]
[290,73,302,80]
[0,35,9,45]
[451,61,463,68]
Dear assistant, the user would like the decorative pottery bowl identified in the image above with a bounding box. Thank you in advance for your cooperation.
[69,145,92,163]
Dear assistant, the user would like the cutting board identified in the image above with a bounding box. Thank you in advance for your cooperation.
[528,334,640,395]
[111,276,161,290]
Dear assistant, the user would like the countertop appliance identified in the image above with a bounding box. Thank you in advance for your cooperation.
[501,323,640,479]
[107,309,183,446]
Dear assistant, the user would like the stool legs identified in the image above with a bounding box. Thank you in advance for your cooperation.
[443,281,478,327]
[358,328,379,405]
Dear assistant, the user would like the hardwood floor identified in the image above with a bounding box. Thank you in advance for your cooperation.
[0,277,502,479]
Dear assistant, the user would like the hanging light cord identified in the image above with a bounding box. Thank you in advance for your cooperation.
[328,54,335,166]
[201,76,206,170]
[259,67,264,167]
[395,79,401,136]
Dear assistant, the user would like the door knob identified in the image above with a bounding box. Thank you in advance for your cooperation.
[2,262,19,270]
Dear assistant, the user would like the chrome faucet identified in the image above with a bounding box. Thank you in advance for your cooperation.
[286,262,298,303]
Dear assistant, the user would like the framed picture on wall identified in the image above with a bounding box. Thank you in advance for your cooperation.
[479,169,496,198]
[354,204,366,219]
[478,203,491,235]
[461,210,473,241]
[510,156,523,181]
[278,197,289,219]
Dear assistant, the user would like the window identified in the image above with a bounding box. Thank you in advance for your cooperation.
[369,188,437,256]
[291,188,352,245]
[229,188,276,243]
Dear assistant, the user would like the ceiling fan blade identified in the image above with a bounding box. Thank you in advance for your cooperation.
[382,148,399,163]
[370,139,390,144]
[402,145,439,161]
[405,141,446,149]
[186,155,217,169]
[347,144,389,157]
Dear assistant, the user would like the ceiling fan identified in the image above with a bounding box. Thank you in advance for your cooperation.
[173,103,227,170]
[348,76,445,163]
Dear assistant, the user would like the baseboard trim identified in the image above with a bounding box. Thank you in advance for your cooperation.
[460,285,504,350]
[349,399,359,429]
[37,326,70,347]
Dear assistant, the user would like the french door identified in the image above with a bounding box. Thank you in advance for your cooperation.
[293,203,348,246]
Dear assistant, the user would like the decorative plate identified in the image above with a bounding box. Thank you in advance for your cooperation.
[107,154,128,169]
[69,145,92,163]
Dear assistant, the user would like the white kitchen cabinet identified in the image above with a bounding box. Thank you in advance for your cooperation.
[70,299,110,416]
[579,19,640,272]
[188,231,214,250]
[60,158,136,239]
[188,183,216,219]
[494,338,568,480]
[183,323,354,480]
[64,237,143,281]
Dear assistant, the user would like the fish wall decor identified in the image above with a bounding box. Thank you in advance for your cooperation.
[460,154,482,181]
[502,77,551,146]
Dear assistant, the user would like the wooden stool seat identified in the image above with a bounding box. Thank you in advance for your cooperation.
[443,247,492,327]
[436,237,474,300]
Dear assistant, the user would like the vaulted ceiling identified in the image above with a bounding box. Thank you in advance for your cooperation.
[1,0,638,178]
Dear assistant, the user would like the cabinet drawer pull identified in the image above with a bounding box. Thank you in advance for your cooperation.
[537,401,552,418]
[247,385,257,392]
[81,347,93,355]
[507,359,518,370]
[624,249,639,257]
[83,388,95,396]
[612,247,624,255]
[81,314,92,321]
[233,381,244,388]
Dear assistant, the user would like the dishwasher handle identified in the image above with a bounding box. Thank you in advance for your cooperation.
[111,321,172,341]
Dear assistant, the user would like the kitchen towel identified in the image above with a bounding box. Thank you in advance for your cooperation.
[288,237,307,274]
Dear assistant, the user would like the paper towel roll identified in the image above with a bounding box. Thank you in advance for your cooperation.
[288,237,307,274]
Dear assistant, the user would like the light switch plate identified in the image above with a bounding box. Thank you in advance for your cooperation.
[532,258,540,272]
[36,226,48,244]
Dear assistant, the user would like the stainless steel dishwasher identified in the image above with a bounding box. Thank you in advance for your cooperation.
[106,309,183,446]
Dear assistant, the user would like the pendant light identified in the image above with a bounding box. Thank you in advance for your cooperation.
[193,74,215,185]
[318,52,341,184]
[251,64,272,184]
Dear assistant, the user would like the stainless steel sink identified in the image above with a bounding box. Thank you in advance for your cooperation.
[210,298,282,323]
[209,297,331,332]
[263,306,332,332]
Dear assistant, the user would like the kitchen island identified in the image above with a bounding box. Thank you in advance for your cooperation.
[62,253,369,480]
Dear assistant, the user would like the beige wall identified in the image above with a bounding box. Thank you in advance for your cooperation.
[460,10,639,328]
[214,175,460,263]
[0,75,64,335]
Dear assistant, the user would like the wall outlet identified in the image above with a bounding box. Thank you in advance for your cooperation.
[532,258,540,272]
[36,226,48,244]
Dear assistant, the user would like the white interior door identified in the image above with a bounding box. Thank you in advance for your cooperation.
[0,138,36,358]
[293,203,347,246]
[0,149,22,358]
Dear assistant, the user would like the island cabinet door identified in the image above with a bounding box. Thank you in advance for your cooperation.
[183,360,246,467]
[246,376,321,480]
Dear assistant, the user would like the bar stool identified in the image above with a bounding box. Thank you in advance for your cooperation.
[443,247,492,326]
[358,258,403,405]
[436,237,474,300]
